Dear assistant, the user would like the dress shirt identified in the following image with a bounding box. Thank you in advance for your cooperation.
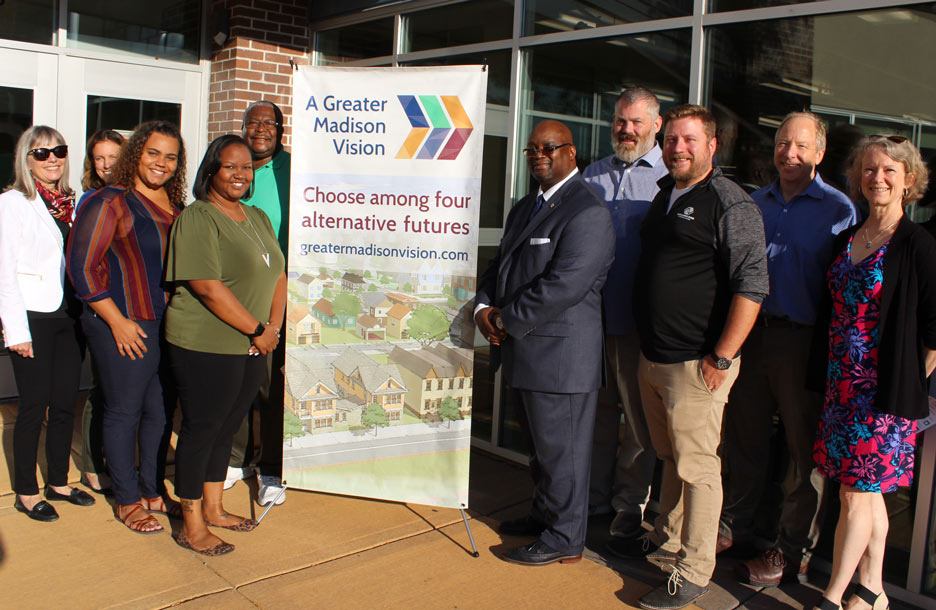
[583,145,668,335]
[753,174,858,325]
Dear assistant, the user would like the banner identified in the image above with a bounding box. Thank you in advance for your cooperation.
[282,66,487,508]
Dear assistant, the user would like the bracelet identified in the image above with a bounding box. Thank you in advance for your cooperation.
[248,321,265,338]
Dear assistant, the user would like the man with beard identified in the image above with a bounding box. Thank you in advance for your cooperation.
[476,120,614,566]
[583,86,668,540]
[610,105,768,610]
[224,100,291,506]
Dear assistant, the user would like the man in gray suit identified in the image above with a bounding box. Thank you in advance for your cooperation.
[475,120,615,566]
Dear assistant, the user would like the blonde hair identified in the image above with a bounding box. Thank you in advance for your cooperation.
[846,136,929,205]
[9,125,74,200]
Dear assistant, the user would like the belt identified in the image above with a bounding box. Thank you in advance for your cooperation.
[757,315,809,330]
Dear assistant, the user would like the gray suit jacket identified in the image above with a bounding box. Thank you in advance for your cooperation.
[476,173,615,394]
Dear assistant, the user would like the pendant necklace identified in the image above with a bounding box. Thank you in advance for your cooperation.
[862,219,898,249]
[211,199,270,267]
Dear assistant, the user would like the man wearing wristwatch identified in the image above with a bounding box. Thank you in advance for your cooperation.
[608,105,768,610]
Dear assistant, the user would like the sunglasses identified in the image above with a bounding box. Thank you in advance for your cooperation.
[871,134,908,144]
[522,143,572,158]
[29,145,68,161]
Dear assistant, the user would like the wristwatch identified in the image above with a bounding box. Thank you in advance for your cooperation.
[710,352,732,370]
[248,322,266,338]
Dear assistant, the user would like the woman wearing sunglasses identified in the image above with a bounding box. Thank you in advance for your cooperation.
[67,121,185,534]
[809,135,935,610]
[0,126,92,521]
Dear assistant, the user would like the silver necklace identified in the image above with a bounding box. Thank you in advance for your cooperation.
[211,200,270,267]
[862,219,898,249]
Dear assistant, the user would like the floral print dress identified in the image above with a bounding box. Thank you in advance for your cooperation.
[813,236,917,493]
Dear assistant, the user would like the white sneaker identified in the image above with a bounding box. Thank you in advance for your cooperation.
[224,466,253,490]
[257,474,286,506]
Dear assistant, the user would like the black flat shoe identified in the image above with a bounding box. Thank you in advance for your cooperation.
[80,474,113,496]
[45,487,96,507]
[14,497,59,522]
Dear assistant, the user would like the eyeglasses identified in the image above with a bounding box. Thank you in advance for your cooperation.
[245,119,280,130]
[871,134,908,144]
[522,143,572,158]
[29,145,68,161]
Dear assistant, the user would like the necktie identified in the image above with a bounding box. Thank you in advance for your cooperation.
[529,194,545,223]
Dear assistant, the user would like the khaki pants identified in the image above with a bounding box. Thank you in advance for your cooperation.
[639,354,740,587]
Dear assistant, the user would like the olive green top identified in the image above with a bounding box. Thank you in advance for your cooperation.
[165,199,285,355]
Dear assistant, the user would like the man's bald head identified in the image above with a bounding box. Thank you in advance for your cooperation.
[525,120,577,190]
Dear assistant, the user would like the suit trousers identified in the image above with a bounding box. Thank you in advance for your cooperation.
[228,336,285,477]
[84,313,169,505]
[721,324,826,560]
[639,354,739,587]
[517,388,598,556]
[11,316,83,495]
[590,333,656,517]
[171,345,266,500]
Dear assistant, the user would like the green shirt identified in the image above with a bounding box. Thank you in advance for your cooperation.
[242,149,290,254]
[165,200,285,355]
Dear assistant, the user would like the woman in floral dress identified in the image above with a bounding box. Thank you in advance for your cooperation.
[811,136,936,610]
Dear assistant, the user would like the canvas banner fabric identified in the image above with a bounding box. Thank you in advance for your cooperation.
[283,66,487,508]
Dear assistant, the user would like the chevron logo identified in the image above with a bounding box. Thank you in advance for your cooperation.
[396,95,473,160]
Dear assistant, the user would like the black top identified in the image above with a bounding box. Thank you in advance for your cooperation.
[807,216,936,419]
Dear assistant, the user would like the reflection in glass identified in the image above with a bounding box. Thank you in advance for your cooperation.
[524,0,690,36]
[86,96,182,135]
[0,0,55,45]
[404,0,513,52]
[316,18,394,64]
[404,50,511,106]
[709,0,816,11]
[67,0,200,64]
[481,135,507,228]
[0,87,34,195]
[470,246,499,443]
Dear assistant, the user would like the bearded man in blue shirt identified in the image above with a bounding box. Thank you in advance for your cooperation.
[720,111,859,587]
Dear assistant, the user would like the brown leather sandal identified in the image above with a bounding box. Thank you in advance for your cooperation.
[116,503,163,534]
[141,495,183,518]
[174,530,235,556]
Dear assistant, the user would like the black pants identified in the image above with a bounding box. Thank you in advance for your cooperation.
[171,345,266,500]
[11,316,83,495]
[229,338,285,477]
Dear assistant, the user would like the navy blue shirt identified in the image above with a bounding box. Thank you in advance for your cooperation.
[753,174,858,325]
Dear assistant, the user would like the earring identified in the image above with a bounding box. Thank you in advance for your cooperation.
[903,188,909,199]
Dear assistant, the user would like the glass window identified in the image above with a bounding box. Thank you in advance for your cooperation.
[524,0,691,36]
[0,86,34,191]
[480,135,507,228]
[470,245,498,443]
[403,0,513,52]
[66,0,200,64]
[705,4,936,216]
[709,0,816,12]
[403,50,511,106]
[86,95,181,134]
[0,0,56,45]
[315,18,394,65]
[518,29,691,196]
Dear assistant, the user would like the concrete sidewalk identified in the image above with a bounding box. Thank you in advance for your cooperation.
[0,397,910,609]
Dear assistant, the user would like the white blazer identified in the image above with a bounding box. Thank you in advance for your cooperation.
[0,188,69,347]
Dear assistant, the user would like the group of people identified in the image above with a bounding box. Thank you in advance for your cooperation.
[0,101,292,557]
[478,87,934,610]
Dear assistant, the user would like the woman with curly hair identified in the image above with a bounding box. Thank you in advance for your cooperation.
[67,120,186,534]
[809,135,935,610]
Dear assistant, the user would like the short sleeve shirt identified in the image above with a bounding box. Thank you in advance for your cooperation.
[164,200,285,354]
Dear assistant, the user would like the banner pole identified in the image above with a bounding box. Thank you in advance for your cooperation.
[257,487,287,524]
[460,508,480,558]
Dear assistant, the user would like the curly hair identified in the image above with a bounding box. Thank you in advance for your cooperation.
[81,129,125,191]
[846,135,930,205]
[110,120,187,206]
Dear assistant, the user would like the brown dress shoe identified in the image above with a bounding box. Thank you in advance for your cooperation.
[716,532,733,555]
[735,548,808,587]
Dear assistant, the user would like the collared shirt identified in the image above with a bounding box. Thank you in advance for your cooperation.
[583,144,668,335]
[242,149,290,254]
[753,174,858,325]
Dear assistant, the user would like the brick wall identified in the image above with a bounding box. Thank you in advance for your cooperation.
[207,0,310,150]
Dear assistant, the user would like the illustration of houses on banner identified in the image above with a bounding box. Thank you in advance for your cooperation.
[311,297,355,328]
[286,306,321,345]
[450,275,476,308]
[385,291,419,310]
[360,291,392,324]
[332,349,407,424]
[297,272,334,301]
[356,314,386,340]
[284,354,340,431]
[386,304,414,339]
[341,272,366,292]
[414,261,445,295]
[389,343,473,418]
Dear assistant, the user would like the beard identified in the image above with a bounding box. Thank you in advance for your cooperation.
[613,134,652,164]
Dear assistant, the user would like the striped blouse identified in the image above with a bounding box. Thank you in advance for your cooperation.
[66,186,180,320]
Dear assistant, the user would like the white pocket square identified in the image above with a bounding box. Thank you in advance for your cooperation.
[529,237,550,245]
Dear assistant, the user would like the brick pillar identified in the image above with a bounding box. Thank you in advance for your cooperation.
[207,0,310,151]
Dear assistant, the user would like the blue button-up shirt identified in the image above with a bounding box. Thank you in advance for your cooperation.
[753,174,859,325]
[583,145,668,335]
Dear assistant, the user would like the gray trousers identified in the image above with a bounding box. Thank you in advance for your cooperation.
[721,324,826,560]
[590,333,656,516]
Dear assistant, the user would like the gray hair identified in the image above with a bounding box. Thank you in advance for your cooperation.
[616,86,661,119]
[775,111,827,152]
[9,125,73,200]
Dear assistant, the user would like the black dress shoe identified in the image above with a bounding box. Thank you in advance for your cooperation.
[14,497,59,522]
[501,539,582,566]
[80,474,113,496]
[497,515,546,537]
[606,532,659,559]
[45,487,96,507]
